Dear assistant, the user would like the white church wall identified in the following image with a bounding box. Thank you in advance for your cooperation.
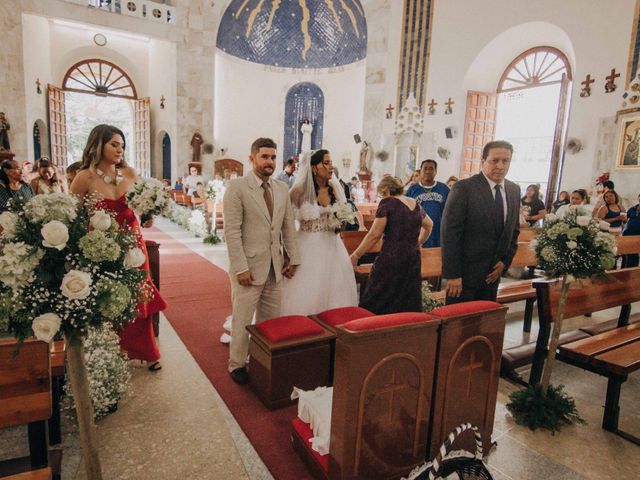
[214,53,366,179]
[423,0,637,198]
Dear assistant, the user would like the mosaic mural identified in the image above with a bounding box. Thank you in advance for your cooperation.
[216,0,367,68]
[396,0,435,111]
[283,82,324,162]
[627,0,640,87]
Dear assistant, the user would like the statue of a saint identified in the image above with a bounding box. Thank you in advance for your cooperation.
[0,112,11,152]
[190,132,204,163]
[358,140,372,174]
[300,118,313,155]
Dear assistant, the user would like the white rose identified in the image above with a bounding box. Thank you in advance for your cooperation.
[90,210,112,231]
[529,239,538,250]
[32,313,62,343]
[0,211,18,239]
[567,240,577,249]
[41,220,69,250]
[124,247,145,268]
[545,213,557,222]
[60,270,92,299]
[576,216,590,227]
[599,221,610,231]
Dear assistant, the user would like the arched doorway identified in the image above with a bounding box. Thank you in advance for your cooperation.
[33,122,41,160]
[48,59,150,176]
[494,47,572,206]
[162,132,171,180]
[283,82,325,164]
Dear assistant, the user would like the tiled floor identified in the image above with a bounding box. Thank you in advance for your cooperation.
[1,217,638,479]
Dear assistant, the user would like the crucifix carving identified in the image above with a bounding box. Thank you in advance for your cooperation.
[459,351,484,398]
[444,97,454,115]
[35,78,42,94]
[580,74,595,97]
[375,369,412,423]
[428,99,437,115]
[385,104,395,119]
[605,69,620,93]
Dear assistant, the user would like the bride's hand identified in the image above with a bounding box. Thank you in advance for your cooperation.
[350,254,359,268]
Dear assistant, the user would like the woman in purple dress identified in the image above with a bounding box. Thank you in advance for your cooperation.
[350,176,433,314]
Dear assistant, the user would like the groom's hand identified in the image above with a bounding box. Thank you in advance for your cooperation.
[237,271,253,286]
[282,264,297,278]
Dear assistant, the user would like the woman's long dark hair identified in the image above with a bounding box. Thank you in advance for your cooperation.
[522,183,540,203]
[0,160,19,189]
[310,149,337,205]
[37,158,60,185]
[80,124,127,170]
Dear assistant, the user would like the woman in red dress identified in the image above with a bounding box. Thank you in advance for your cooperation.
[71,124,167,370]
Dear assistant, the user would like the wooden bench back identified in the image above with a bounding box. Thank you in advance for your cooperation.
[421,247,442,278]
[0,339,51,428]
[534,267,640,322]
[615,235,640,255]
[510,242,537,269]
[340,230,382,255]
[518,228,537,242]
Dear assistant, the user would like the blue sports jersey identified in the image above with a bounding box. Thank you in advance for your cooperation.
[406,181,450,247]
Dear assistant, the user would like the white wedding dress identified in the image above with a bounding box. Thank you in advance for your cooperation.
[280,204,358,316]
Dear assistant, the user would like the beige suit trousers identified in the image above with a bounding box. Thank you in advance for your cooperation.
[228,265,281,371]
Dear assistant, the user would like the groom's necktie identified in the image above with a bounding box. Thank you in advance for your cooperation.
[495,184,504,236]
[262,182,273,220]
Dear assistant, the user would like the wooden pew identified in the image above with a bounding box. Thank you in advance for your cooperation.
[532,267,640,443]
[5,468,52,479]
[361,213,375,231]
[518,227,537,242]
[616,235,640,255]
[339,231,382,256]
[0,339,51,477]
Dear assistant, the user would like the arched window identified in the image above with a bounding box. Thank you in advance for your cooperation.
[498,47,571,92]
[283,82,325,163]
[62,59,138,99]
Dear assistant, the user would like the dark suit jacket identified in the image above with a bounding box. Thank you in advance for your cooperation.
[440,173,520,289]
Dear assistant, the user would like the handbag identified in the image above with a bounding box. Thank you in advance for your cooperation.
[404,423,494,480]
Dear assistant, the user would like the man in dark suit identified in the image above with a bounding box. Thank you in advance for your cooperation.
[441,140,520,304]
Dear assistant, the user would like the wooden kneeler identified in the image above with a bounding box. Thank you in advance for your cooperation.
[247,315,335,410]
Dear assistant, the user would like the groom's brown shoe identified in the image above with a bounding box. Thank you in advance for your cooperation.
[230,367,249,385]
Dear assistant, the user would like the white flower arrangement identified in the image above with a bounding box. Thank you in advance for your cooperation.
[534,206,616,280]
[0,211,19,239]
[205,185,217,201]
[126,177,171,223]
[188,209,208,237]
[63,324,131,420]
[327,202,358,230]
[1,193,149,342]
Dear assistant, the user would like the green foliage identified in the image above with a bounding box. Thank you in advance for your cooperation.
[421,282,443,312]
[203,234,222,245]
[506,384,586,433]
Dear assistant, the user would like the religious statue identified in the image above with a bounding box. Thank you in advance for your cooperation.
[190,131,204,163]
[358,140,373,174]
[0,112,11,152]
[300,118,313,155]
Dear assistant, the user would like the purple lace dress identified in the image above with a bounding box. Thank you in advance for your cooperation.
[360,197,425,314]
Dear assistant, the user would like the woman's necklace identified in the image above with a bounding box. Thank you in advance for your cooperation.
[95,167,123,186]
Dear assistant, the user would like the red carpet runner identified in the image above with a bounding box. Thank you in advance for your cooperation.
[144,227,311,480]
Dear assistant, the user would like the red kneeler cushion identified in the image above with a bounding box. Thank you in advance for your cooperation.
[292,418,329,473]
[430,300,502,318]
[343,312,437,332]
[255,315,325,343]
[316,306,374,327]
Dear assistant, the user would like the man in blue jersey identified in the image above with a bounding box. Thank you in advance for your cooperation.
[406,159,449,247]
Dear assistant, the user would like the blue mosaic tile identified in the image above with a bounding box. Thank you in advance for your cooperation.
[283,82,324,162]
[216,0,367,68]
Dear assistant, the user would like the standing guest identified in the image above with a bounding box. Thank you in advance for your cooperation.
[66,161,82,188]
[552,190,570,212]
[30,158,64,194]
[276,157,297,188]
[406,159,450,247]
[0,159,35,211]
[223,137,300,385]
[520,184,546,226]
[623,193,640,267]
[596,190,626,229]
[441,140,520,304]
[593,180,622,215]
[351,180,366,203]
[446,176,458,189]
[350,176,433,314]
[70,124,167,371]
[556,189,588,218]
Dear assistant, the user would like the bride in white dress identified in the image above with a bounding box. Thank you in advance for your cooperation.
[280,149,358,316]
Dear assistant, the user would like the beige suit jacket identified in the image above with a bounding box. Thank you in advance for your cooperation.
[223,173,300,285]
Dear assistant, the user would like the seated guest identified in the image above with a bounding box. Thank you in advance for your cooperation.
[446,175,459,189]
[593,180,623,215]
[597,189,626,230]
[174,176,184,191]
[520,184,546,226]
[350,176,433,314]
[183,166,203,196]
[66,161,82,189]
[0,159,35,211]
[161,179,171,191]
[623,193,640,267]
[552,190,570,212]
[556,189,588,218]
[30,158,64,194]
[192,182,205,199]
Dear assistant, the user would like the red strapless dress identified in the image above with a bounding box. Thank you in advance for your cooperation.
[97,195,167,362]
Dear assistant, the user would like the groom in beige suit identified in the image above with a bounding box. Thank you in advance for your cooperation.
[223,138,300,384]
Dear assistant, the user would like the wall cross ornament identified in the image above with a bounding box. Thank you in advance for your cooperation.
[160,95,165,109]
[580,74,595,97]
[428,99,437,115]
[35,78,42,94]
[444,97,454,115]
[605,69,620,93]
[385,104,395,119]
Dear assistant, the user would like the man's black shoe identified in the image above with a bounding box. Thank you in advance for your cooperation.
[230,367,249,385]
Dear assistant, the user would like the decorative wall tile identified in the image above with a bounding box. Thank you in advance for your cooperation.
[283,82,324,162]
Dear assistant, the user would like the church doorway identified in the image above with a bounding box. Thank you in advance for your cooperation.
[47,59,151,176]
[494,47,572,206]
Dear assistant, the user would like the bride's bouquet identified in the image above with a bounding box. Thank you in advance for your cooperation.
[328,202,358,229]
[126,178,171,223]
